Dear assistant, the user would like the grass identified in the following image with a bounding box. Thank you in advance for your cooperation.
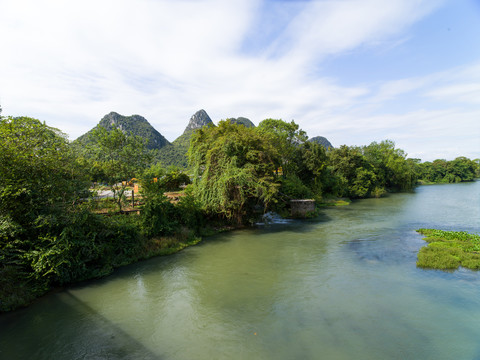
[318,197,351,207]
[416,229,480,270]
[140,234,202,258]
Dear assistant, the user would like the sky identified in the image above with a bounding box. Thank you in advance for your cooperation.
[1,0,479,161]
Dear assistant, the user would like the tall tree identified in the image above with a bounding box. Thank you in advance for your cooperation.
[363,140,417,192]
[0,117,92,306]
[90,126,152,211]
[328,145,376,198]
[0,117,88,231]
[189,121,279,224]
[257,119,307,176]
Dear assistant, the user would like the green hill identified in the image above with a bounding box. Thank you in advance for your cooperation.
[157,109,214,168]
[227,117,255,128]
[75,112,170,150]
[308,136,333,149]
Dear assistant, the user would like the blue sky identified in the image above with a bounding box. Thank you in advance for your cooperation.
[1,0,479,161]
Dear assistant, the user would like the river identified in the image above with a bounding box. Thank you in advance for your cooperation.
[1,181,480,359]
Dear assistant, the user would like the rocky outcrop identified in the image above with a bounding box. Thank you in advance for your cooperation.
[308,136,333,149]
[183,109,214,134]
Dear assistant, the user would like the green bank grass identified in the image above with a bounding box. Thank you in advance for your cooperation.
[319,198,351,207]
[416,229,480,270]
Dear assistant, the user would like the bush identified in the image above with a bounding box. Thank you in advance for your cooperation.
[176,186,206,233]
[279,175,314,199]
[140,192,178,238]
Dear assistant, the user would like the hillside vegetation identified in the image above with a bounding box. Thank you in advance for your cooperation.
[1,109,478,312]
[75,112,170,150]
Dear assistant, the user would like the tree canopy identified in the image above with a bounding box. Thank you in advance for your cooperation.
[88,126,152,210]
[0,117,88,230]
[189,120,280,224]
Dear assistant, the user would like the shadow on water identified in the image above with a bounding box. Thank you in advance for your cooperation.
[2,182,480,360]
[0,291,162,360]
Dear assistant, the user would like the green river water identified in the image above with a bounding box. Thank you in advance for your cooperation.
[1,181,480,359]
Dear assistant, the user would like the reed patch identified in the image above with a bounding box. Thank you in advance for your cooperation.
[416,229,480,270]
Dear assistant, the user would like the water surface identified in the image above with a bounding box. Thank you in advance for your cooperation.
[1,182,479,359]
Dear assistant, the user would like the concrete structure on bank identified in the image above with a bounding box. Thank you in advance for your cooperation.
[290,199,315,217]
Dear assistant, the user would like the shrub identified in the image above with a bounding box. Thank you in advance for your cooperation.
[279,175,314,199]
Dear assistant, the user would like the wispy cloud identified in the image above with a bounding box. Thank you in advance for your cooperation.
[1,0,477,161]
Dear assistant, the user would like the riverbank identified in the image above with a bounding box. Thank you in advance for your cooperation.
[0,215,244,313]
[1,195,348,313]
[3,182,480,359]
[0,234,198,312]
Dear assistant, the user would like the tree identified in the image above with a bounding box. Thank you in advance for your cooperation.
[0,117,88,230]
[363,140,417,192]
[189,121,280,224]
[0,117,93,307]
[297,141,328,192]
[328,145,375,198]
[447,157,477,182]
[257,119,307,176]
[90,126,152,211]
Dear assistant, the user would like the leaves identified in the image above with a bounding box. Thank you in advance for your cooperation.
[189,121,280,224]
[88,126,152,211]
[416,229,480,270]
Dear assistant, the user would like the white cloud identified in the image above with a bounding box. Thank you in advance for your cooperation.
[266,0,442,63]
[426,83,480,105]
[1,0,478,161]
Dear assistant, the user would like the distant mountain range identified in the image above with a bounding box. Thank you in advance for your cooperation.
[75,109,333,168]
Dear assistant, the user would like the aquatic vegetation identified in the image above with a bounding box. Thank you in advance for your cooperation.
[416,229,480,270]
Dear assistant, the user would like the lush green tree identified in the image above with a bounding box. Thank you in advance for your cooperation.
[257,119,307,176]
[297,141,328,195]
[0,117,95,308]
[189,120,279,224]
[447,157,477,182]
[432,159,448,182]
[0,117,89,232]
[140,166,203,238]
[362,140,417,192]
[90,126,152,211]
[474,159,480,178]
[278,174,314,200]
[141,164,191,195]
[328,145,372,198]
[417,157,477,184]
[161,167,191,191]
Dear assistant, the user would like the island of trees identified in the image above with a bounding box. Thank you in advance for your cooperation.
[1,110,479,311]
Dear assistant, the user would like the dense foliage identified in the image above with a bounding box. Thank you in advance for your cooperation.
[88,126,152,211]
[416,157,479,184]
[0,117,201,312]
[1,113,477,312]
[189,121,280,224]
[156,132,192,168]
[0,117,108,309]
[416,229,480,270]
[327,141,417,198]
